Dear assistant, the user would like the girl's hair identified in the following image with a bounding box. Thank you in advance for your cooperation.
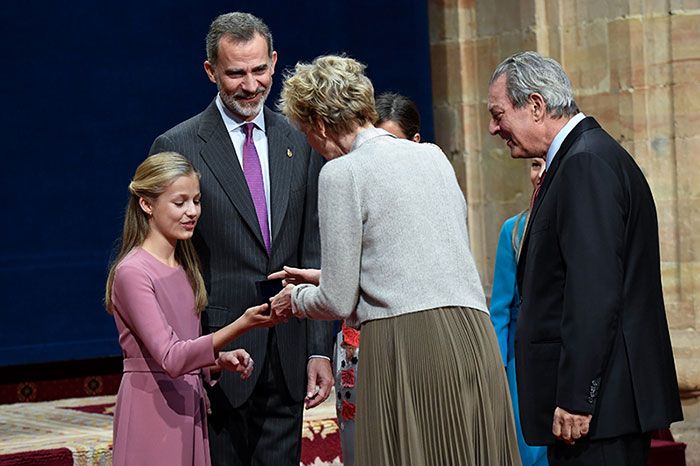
[104,152,207,314]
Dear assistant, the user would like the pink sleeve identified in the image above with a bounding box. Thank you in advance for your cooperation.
[112,264,216,377]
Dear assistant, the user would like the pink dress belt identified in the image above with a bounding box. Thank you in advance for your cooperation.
[122,357,201,376]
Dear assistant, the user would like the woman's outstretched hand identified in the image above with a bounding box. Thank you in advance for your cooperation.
[268,266,321,286]
[217,349,254,380]
[269,284,304,320]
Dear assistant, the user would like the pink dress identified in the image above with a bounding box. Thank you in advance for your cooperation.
[111,248,216,466]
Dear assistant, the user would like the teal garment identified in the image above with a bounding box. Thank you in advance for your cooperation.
[490,214,548,466]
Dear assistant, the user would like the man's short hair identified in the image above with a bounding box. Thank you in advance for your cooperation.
[206,12,274,65]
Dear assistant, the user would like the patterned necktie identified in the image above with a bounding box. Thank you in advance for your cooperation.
[242,123,271,254]
[529,169,547,212]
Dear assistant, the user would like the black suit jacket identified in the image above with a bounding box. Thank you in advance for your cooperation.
[150,102,333,407]
[516,117,683,445]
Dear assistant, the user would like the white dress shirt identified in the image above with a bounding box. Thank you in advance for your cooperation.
[546,112,586,168]
[215,95,272,240]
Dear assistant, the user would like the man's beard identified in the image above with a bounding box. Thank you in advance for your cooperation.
[220,85,270,119]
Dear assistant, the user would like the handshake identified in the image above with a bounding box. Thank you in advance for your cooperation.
[242,266,321,328]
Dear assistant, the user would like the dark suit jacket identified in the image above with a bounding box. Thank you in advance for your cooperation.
[515,117,683,445]
[150,101,333,407]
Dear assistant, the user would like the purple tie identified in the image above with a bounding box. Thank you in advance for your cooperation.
[242,123,271,254]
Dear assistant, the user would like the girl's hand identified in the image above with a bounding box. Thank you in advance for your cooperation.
[243,303,278,328]
[217,349,254,380]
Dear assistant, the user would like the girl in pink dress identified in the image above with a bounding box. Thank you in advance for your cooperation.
[105,152,277,466]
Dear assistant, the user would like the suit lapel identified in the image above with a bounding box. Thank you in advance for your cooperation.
[197,101,266,250]
[265,108,293,248]
[517,117,601,284]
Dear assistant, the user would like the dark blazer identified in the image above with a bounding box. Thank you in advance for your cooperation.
[150,101,333,407]
[515,117,683,445]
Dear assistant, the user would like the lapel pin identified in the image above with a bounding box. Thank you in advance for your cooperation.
[287,148,293,158]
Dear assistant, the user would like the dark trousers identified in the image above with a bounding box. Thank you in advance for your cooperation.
[548,432,652,466]
[207,330,304,466]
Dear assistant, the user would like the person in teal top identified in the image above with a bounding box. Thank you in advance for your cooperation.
[490,157,548,466]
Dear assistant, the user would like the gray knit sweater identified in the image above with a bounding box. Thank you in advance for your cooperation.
[293,127,488,328]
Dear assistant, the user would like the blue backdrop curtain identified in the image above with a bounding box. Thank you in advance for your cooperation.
[0,0,434,365]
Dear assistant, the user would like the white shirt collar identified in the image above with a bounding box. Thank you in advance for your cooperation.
[215,94,266,134]
[546,112,585,168]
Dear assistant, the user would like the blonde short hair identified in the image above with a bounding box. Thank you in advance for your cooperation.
[279,55,378,135]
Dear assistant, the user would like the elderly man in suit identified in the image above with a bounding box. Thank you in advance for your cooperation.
[149,12,333,466]
[487,51,683,466]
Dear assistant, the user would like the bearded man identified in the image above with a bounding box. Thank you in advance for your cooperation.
[149,12,333,466]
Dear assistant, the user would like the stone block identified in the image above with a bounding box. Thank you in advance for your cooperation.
[430,41,463,104]
[475,37,502,96]
[577,92,620,140]
[578,0,631,24]
[676,199,700,261]
[642,86,675,140]
[675,393,700,466]
[475,0,525,36]
[428,1,476,43]
[656,199,679,263]
[670,329,700,391]
[432,104,462,154]
[675,137,700,200]
[661,261,681,301]
[560,19,610,92]
[608,16,645,91]
[665,301,695,331]
[429,0,476,9]
[482,148,532,205]
[496,30,537,67]
[628,0,677,15]
[670,0,700,10]
[672,83,700,139]
[460,102,484,154]
[671,11,700,64]
[643,16,674,87]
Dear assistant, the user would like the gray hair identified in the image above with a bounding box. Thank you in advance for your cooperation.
[490,51,579,119]
[206,12,274,65]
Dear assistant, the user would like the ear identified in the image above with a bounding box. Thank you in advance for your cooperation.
[412,133,421,143]
[204,60,216,84]
[315,118,327,138]
[530,93,546,122]
[270,51,278,76]
[138,197,153,217]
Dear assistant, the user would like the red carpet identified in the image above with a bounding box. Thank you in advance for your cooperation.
[0,396,342,466]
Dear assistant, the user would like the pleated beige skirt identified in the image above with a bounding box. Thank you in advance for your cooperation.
[355,306,521,466]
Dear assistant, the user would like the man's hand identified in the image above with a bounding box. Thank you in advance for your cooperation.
[269,266,321,286]
[552,406,592,445]
[305,357,333,409]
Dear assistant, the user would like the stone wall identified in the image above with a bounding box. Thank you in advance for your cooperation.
[428,0,700,462]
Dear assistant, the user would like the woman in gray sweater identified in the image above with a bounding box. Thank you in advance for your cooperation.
[271,55,520,466]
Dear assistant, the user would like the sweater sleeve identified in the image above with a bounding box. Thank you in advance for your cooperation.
[112,264,216,377]
[293,160,362,321]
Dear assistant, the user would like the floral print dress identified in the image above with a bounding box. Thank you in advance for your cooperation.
[334,322,360,466]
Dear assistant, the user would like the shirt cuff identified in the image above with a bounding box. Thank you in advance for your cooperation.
[309,355,331,361]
